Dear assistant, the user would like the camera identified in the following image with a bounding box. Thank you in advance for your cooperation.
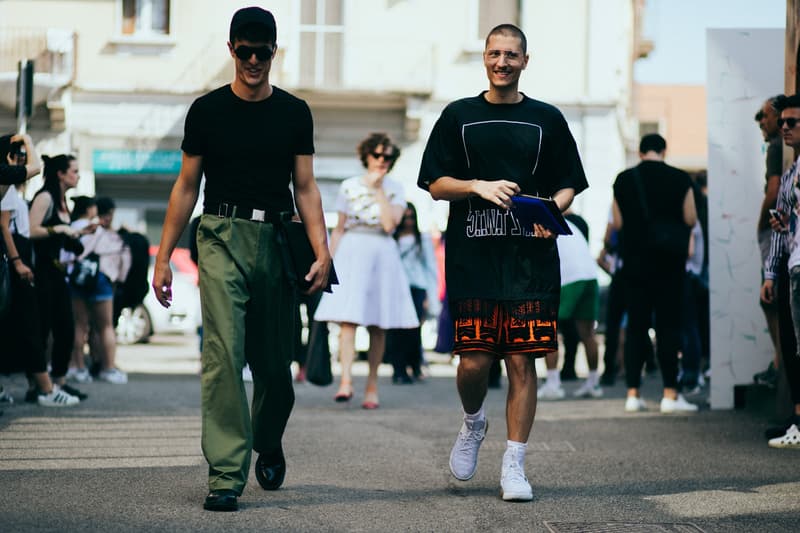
[9,140,26,164]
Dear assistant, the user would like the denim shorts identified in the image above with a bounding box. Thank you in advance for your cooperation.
[70,272,114,302]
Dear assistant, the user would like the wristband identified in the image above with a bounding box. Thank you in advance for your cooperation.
[46,226,55,235]
[8,256,20,263]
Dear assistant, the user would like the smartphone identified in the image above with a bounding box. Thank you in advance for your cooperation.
[769,209,786,229]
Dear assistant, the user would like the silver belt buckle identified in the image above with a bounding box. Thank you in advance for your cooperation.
[217,202,230,218]
[250,208,265,222]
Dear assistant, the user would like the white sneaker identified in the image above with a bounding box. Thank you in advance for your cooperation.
[500,461,533,501]
[67,367,93,384]
[573,381,603,398]
[768,424,800,449]
[660,394,698,414]
[449,417,488,481]
[624,396,647,412]
[98,368,128,385]
[0,386,13,405]
[38,385,79,407]
[537,381,565,400]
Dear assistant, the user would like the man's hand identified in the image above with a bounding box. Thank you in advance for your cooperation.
[533,223,557,240]
[303,253,332,294]
[769,210,789,232]
[761,279,775,305]
[152,259,174,308]
[473,179,520,209]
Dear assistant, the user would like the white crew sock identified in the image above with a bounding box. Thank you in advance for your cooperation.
[546,369,561,387]
[504,440,527,468]
[587,370,599,387]
[464,404,485,422]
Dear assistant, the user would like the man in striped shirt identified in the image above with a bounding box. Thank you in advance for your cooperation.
[760,93,800,449]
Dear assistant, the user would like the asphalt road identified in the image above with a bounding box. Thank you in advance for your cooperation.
[0,334,797,532]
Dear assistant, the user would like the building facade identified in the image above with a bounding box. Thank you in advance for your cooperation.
[0,0,647,251]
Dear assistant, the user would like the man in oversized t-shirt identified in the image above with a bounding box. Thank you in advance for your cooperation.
[152,7,331,512]
[418,24,588,502]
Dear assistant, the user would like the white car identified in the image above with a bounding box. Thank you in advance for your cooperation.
[116,249,201,345]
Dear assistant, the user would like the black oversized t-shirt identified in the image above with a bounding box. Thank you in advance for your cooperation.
[613,160,693,277]
[418,92,588,310]
[182,85,314,212]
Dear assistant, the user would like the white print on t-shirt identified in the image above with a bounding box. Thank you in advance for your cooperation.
[462,120,542,177]
[465,206,533,238]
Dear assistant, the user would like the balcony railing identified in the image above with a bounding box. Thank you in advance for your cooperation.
[0,27,75,82]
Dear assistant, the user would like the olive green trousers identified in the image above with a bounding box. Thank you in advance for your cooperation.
[197,215,296,494]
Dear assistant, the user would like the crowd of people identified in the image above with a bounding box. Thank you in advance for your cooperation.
[2,6,797,513]
[0,136,141,411]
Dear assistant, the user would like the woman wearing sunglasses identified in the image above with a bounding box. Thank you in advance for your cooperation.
[315,132,419,409]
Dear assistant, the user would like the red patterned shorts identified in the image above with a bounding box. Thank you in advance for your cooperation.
[453,300,558,358]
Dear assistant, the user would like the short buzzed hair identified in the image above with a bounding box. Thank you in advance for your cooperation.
[485,24,527,55]
[775,94,800,112]
[639,133,666,154]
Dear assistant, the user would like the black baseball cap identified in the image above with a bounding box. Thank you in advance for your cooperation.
[229,6,277,44]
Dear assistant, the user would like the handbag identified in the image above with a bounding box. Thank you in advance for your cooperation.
[276,220,338,293]
[69,252,101,291]
[631,166,690,256]
[304,320,333,386]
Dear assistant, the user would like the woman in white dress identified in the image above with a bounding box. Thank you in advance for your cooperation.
[315,133,419,409]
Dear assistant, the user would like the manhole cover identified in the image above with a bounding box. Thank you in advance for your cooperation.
[544,522,706,533]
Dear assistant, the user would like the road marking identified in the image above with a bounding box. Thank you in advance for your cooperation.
[0,416,203,471]
[544,522,707,532]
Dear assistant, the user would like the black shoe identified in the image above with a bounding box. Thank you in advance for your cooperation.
[255,449,286,490]
[25,388,40,403]
[203,489,238,512]
[392,374,413,385]
[753,362,778,388]
[60,384,88,400]
[765,416,799,440]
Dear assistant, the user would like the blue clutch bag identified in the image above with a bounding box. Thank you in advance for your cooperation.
[510,194,572,236]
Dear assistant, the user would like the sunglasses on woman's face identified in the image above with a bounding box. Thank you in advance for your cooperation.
[370,151,396,161]
[234,45,274,61]
[778,117,800,129]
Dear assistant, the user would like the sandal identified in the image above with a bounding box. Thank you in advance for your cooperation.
[362,388,379,410]
[334,382,353,403]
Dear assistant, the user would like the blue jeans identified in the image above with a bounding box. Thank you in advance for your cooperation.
[789,266,800,359]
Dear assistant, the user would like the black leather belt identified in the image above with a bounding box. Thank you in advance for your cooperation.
[203,202,292,224]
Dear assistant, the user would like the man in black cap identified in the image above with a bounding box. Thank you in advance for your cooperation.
[153,6,331,511]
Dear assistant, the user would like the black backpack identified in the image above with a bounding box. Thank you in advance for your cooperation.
[113,229,150,325]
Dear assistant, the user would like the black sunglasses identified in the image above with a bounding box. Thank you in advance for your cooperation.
[370,151,396,161]
[234,45,274,61]
[778,117,800,129]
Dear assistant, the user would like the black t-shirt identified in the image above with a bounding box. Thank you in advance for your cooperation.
[613,160,693,276]
[765,136,783,187]
[0,164,26,185]
[182,85,315,212]
[418,92,588,308]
